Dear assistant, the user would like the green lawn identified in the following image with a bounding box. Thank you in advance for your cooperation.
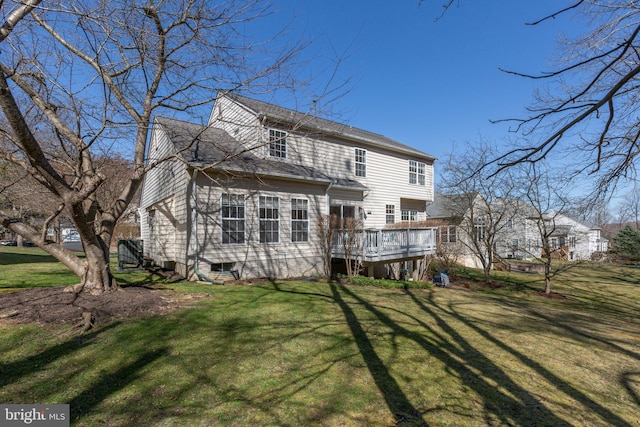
[0,247,172,291]
[1,247,639,426]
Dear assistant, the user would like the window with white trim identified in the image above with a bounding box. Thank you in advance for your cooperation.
[401,209,417,222]
[385,205,395,224]
[474,217,486,242]
[269,129,287,158]
[409,160,426,186]
[291,198,309,242]
[211,262,235,273]
[438,226,457,243]
[355,148,366,177]
[221,193,245,244]
[259,195,280,243]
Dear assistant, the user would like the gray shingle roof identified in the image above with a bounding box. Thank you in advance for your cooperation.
[225,93,436,162]
[425,192,476,218]
[155,117,367,191]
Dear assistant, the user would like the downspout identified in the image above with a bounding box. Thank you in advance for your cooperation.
[191,168,224,284]
[325,182,333,215]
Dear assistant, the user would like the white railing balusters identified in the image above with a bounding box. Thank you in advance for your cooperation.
[332,227,437,261]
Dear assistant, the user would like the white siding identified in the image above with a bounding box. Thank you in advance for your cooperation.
[254,128,434,229]
[139,122,190,264]
[190,174,327,280]
[210,95,435,232]
[209,96,263,152]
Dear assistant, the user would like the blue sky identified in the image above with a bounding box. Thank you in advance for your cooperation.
[251,0,583,164]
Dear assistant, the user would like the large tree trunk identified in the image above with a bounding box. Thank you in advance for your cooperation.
[1,213,118,294]
[80,239,118,294]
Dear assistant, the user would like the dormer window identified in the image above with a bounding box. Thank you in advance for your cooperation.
[269,129,287,159]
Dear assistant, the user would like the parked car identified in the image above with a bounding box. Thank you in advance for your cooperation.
[0,240,17,246]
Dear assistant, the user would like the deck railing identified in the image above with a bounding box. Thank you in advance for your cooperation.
[332,227,437,263]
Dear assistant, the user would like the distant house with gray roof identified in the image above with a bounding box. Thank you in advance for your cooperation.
[424,192,609,269]
[139,92,436,281]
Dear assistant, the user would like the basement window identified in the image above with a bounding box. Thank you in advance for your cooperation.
[211,262,235,273]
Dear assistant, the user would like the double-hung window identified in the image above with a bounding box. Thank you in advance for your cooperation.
[474,217,486,242]
[385,204,395,224]
[222,193,245,244]
[269,129,287,159]
[355,148,366,177]
[409,160,426,186]
[291,198,309,242]
[438,226,457,243]
[259,196,280,243]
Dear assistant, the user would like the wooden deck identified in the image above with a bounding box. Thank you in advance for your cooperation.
[332,227,437,264]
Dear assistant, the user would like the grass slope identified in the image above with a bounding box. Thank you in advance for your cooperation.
[0,248,639,426]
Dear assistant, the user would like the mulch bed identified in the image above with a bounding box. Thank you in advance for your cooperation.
[0,286,178,327]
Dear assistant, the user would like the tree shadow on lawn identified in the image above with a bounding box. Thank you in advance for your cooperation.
[335,284,576,427]
[405,289,636,427]
[503,298,640,365]
[621,371,640,408]
[68,347,169,422]
[329,284,426,426]
[0,322,121,390]
[271,282,579,425]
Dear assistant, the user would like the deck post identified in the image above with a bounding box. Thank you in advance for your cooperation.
[367,264,374,277]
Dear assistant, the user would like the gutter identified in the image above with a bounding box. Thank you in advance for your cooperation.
[191,168,224,284]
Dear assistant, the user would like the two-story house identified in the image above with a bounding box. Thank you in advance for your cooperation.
[139,93,436,281]
[542,212,609,260]
[493,208,609,262]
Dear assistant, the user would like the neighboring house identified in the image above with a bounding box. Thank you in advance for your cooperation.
[424,192,486,268]
[492,198,541,261]
[493,208,609,262]
[426,192,609,269]
[139,93,437,281]
[542,212,609,260]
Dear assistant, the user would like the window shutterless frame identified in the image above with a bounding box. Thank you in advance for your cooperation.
[268,129,287,159]
[291,198,309,242]
[355,148,366,177]
[221,193,246,244]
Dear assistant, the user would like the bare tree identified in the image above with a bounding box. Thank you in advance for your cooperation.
[440,142,519,284]
[340,217,364,279]
[617,185,640,230]
[427,1,640,198]
[494,2,640,196]
[514,163,577,295]
[316,214,337,278]
[0,0,305,294]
